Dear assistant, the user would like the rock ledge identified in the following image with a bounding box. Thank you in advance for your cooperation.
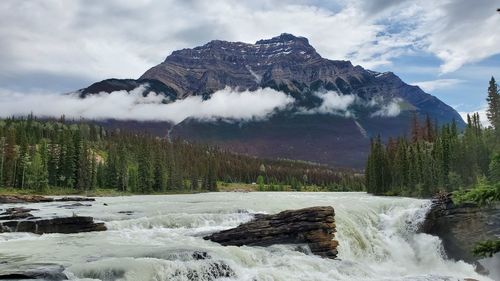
[204,206,338,258]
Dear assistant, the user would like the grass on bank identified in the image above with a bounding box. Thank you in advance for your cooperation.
[0,181,359,197]
[0,187,201,197]
[218,182,356,192]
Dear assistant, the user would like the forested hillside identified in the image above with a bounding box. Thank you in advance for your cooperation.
[0,117,363,193]
[366,77,500,197]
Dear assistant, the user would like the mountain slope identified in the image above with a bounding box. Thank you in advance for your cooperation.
[79,33,464,168]
[138,33,462,124]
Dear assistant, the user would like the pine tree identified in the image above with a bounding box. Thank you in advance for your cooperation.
[0,136,5,188]
[3,129,17,187]
[424,114,435,142]
[411,113,421,143]
[190,172,199,191]
[38,139,49,190]
[486,77,499,134]
[76,139,91,191]
[257,175,265,191]
[137,146,154,193]
[205,158,217,191]
[489,152,500,183]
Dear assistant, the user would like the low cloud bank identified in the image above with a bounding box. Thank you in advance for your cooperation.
[299,90,401,118]
[0,86,294,124]
[371,99,401,117]
[0,86,402,123]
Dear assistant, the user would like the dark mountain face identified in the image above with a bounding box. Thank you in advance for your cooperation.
[79,33,465,168]
[78,78,177,101]
[138,33,462,124]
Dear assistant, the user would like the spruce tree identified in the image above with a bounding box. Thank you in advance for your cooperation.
[486,77,499,134]
[489,152,500,183]
[0,136,4,188]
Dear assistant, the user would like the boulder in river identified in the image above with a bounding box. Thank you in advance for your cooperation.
[204,206,338,259]
[54,197,95,202]
[57,203,93,209]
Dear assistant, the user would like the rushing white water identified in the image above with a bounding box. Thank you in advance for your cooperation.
[0,192,492,281]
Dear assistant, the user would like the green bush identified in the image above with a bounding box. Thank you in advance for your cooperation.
[452,181,500,206]
[472,240,500,258]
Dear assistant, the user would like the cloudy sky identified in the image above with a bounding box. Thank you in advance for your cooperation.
[0,0,499,119]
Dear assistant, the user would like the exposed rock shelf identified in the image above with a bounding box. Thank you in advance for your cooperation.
[422,193,500,270]
[0,203,106,234]
[0,195,95,204]
[204,206,338,258]
[0,216,106,234]
[0,264,68,280]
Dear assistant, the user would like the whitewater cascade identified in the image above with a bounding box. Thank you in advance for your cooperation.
[0,192,491,281]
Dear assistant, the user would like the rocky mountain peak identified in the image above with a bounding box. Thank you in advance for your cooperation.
[255,33,314,50]
[140,33,328,97]
[256,33,307,44]
[165,33,320,66]
[78,33,465,168]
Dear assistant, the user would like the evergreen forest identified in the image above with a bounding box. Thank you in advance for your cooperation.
[366,77,500,198]
[0,116,363,194]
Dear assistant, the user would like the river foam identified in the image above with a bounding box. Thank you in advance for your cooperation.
[0,192,492,281]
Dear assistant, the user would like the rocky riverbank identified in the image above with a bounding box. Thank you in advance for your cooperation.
[422,193,500,274]
[204,206,338,259]
[0,194,95,204]
[0,195,106,234]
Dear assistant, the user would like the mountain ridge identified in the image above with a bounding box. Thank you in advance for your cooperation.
[77,33,465,168]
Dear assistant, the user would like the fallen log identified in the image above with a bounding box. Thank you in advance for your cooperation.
[204,206,338,259]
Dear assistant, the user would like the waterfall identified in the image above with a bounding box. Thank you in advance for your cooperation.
[0,193,492,281]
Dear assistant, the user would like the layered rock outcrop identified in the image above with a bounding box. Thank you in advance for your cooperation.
[422,193,500,265]
[204,206,338,258]
[0,216,107,234]
[0,264,68,280]
[0,200,106,234]
[0,195,95,204]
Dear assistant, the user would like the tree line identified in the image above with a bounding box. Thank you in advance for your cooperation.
[0,116,364,193]
[366,77,500,197]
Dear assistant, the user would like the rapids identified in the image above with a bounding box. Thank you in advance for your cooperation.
[0,192,492,281]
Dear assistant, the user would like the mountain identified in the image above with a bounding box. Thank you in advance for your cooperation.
[78,33,464,168]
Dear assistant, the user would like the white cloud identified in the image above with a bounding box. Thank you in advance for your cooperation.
[459,104,491,127]
[298,91,356,117]
[298,91,401,117]
[0,86,403,122]
[412,79,464,92]
[0,87,294,124]
[315,91,357,113]
[380,0,500,73]
[1,0,497,92]
[371,99,401,117]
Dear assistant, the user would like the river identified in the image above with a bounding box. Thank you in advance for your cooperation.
[0,192,491,281]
